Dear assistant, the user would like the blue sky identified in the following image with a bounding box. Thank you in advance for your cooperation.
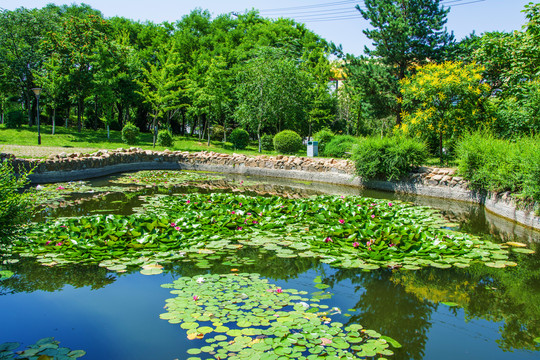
[1,0,533,55]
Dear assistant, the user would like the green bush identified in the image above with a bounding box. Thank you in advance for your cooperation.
[211,125,225,141]
[0,159,35,241]
[229,128,250,150]
[456,132,540,201]
[324,135,358,158]
[5,110,24,129]
[121,123,139,145]
[261,134,274,151]
[353,136,428,181]
[157,130,173,147]
[273,130,302,154]
[313,129,334,155]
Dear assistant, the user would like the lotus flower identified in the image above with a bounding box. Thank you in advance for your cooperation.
[170,222,176,227]
[275,288,283,294]
[57,186,65,190]
[371,214,375,219]
[186,200,190,204]
[193,295,199,301]
[325,237,333,243]
[352,242,359,248]
[175,226,181,231]
[231,211,236,214]
[237,226,243,231]
[338,219,345,224]
[388,202,393,207]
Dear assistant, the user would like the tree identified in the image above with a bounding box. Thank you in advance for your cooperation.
[357,0,454,126]
[399,61,491,160]
[234,47,309,152]
[136,46,184,147]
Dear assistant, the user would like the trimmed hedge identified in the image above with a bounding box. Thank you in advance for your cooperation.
[229,128,250,150]
[211,125,225,141]
[121,123,139,145]
[324,135,358,158]
[456,132,540,201]
[353,136,428,181]
[157,130,173,147]
[261,134,274,151]
[273,130,302,154]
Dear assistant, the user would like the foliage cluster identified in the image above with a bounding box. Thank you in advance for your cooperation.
[0,160,35,241]
[229,128,250,150]
[312,128,334,155]
[456,132,540,202]
[273,130,302,154]
[4,110,24,129]
[323,135,358,158]
[157,130,173,147]
[121,123,139,145]
[211,125,225,141]
[353,136,428,181]
[260,134,274,151]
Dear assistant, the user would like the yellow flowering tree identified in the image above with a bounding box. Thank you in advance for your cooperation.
[400,61,491,160]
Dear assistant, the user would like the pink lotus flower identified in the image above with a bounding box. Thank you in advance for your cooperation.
[175,226,181,231]
[193,295,199,301]
[388,202,393,207]
[325,237,333,243]
[352,242,359,248]
[341,196,344,199]
[56,242,62,246]
[389,243,396,247]
[186,200,190,204]
[247,212,252,216]
[231,211,236,214]
[239,203,242,206]
[170,222,176,227]
[57,186,65,190]
[259,212,263,216]
[240,181,243,184]
[275,288,283,294]
[252,221,258,224]
[338,219,345,224]
[46,241,51,245]
[237,226,243,231]
[371,214,375,219]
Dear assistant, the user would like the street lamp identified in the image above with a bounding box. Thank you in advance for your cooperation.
[31,88,42,145]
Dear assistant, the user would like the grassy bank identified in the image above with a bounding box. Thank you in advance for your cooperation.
[0,125,294,159]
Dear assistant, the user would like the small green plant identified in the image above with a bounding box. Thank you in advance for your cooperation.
[0,159,35,241]
[121,123,139,145]
[5,110,24,129]
[273,130,302,154]
[324,135,358,158]
[157,130,173,147]
[313,128,334,155]
[353,136,428,181]
[261,134,274,151]
[229,128,250,150]
[211,125,225,141]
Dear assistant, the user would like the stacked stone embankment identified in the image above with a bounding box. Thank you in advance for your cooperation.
[1,147,538,231]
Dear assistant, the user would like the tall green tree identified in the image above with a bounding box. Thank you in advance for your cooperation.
[357,0,454,126]
[136,46,184,146]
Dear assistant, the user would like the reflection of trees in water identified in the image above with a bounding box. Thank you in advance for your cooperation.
[324,269,435,360]
[392,257,540,352]
[0,258,116,295]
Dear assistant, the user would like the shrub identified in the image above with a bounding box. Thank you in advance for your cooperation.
[211,125,225,141]
[313,129,335,155]
[157,130,173,147]
[121,123,139,145]
[229,128,250,150]
[353,136,428,181]
[0,160,35,241]
[456,132,540,201]
[5,110,24,129]
[273,130,302,154]
[261,134,274,151]
[324,135,358,158]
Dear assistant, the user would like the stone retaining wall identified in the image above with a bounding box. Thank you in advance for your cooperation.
[2,147,539,231]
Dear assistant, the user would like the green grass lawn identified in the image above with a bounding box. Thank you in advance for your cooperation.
[0,124,305,158]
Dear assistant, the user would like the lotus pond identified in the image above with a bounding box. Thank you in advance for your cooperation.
[1,170,540,360]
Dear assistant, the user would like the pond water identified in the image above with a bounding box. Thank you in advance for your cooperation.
[1,171,539,360]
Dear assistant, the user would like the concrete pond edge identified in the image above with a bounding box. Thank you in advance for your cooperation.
[3,147,539,231]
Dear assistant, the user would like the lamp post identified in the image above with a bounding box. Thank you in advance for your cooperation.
[31,88,42,145]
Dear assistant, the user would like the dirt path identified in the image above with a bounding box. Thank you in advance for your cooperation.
[0,144,96,159]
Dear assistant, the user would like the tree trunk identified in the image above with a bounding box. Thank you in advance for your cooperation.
[52,108,56,135]
[65,106,69,128]
[152,111,158,147]
[257,120,262,153]
[207,120,211,146]
[181,110,186,136]
[77,96,83,132]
